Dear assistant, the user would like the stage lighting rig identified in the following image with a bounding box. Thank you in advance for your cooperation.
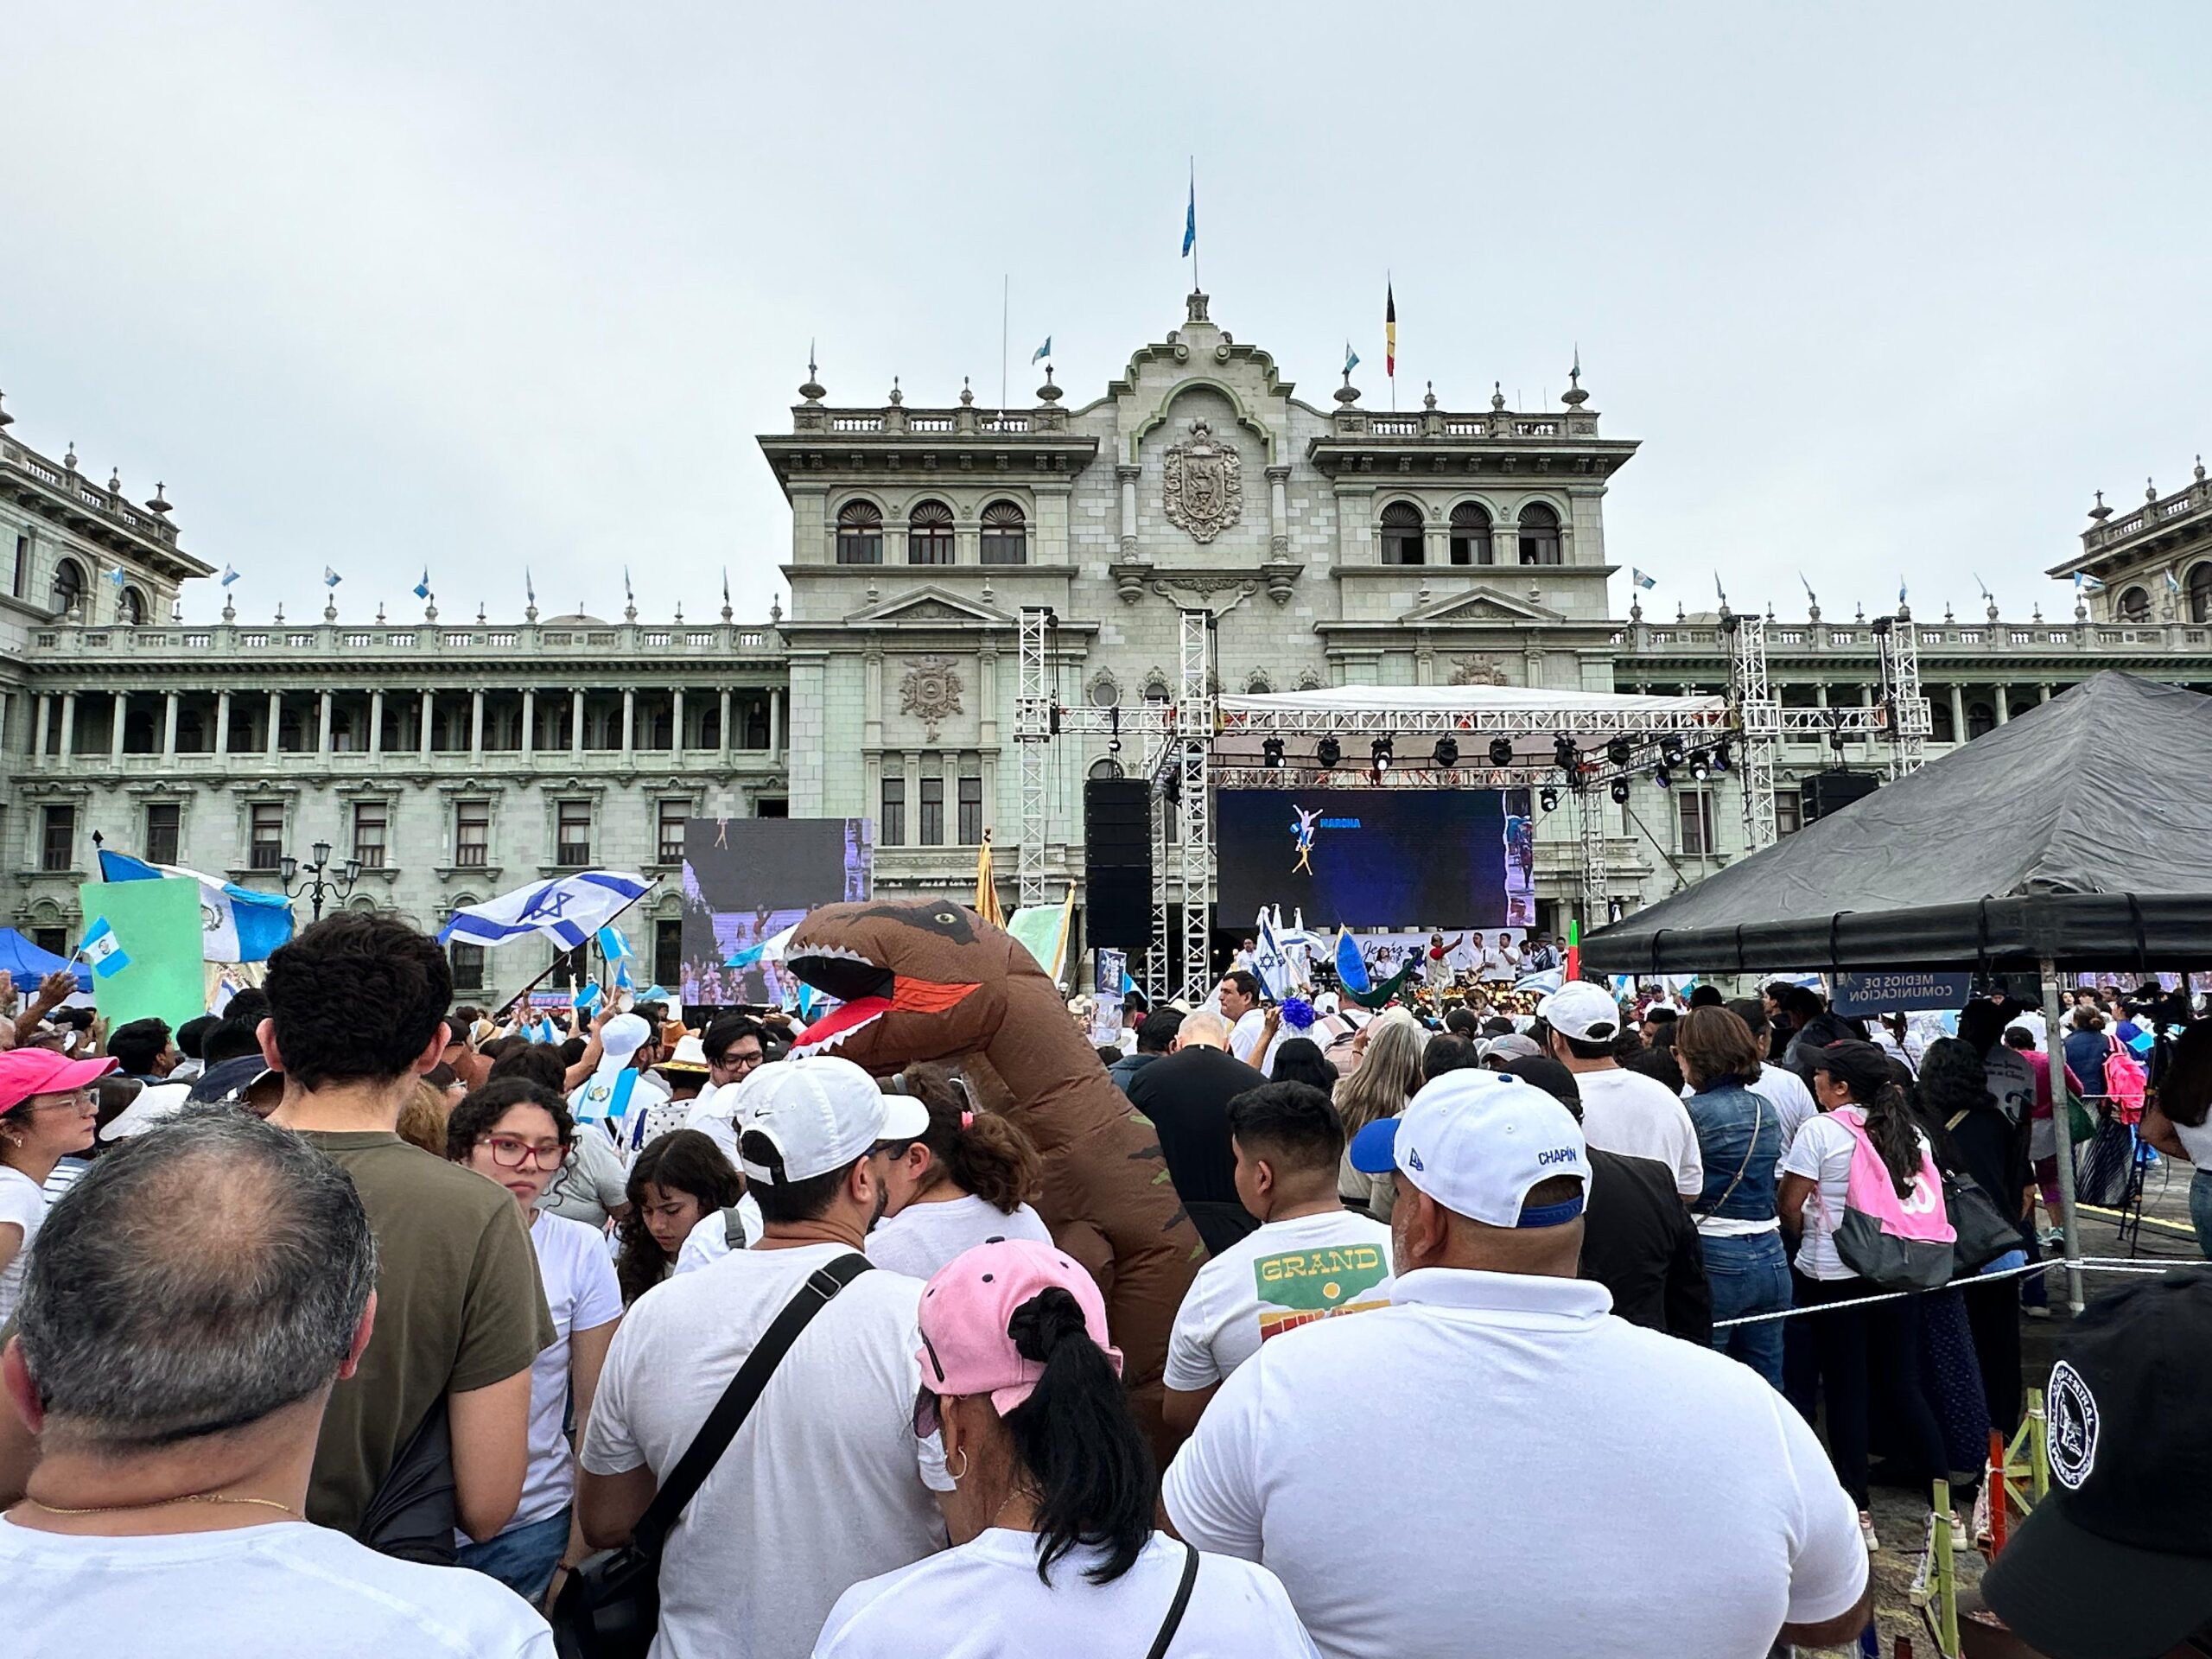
[1486,736,1514,767]
[1606,736,1632,768]
[1316,735,1342,769]
[1609,778,1630,804]
[1661,734,1688,767]
[1370,736,1394,772]
[1261,736,1285,770]
[1539,786,1560,812]
[1689,747,1712,783]
[1713,740,1732,772]
[1553,734,1579,772]
[1435,736,1461,768]
[1655,763,1674,790]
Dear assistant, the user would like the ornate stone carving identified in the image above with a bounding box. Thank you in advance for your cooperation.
[1162,418,1243,544]
[1448,655,1510,688]
[898,655,963,741]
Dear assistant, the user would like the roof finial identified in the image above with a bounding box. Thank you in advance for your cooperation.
[2088,489,2112,522]
[1562,345,1589,408]
[798,340,824,404]
[887,376,903,407]
[0,389,13,429]
[2147,475,2159,503]
[1422,379,1438,411]
[1491,381,1506,412]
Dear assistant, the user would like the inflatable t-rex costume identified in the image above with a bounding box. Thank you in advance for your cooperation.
[784,899,1203,1446]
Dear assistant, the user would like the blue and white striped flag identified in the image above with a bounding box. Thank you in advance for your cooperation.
[1032,337,1052,364]
[412,569,431,600]
[2076,572,2105,594]
[574,981,604,1016]
[1252,908,1294,1001]
[99,849,294,963]
[437,870,651,951]
[79,917,130,979]
[595,925,632,961]
[220,564,240,587]
[323,567,341,588]
[614,959,633,992]
[1631,568,1657,591]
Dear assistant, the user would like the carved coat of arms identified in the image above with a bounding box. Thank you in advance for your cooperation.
[899,655,963,741]
[1448,655,1510,688]
[1163,418,1243,544]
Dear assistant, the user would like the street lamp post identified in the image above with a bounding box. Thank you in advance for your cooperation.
[282,838,361,923]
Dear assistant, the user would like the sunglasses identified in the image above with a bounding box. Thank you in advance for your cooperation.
[912,1382,944,1440]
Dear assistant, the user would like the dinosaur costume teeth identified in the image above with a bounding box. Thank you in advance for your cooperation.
[786,899,1203,1455]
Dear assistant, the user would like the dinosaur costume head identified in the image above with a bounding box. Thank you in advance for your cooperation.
[785,898,1202,1452]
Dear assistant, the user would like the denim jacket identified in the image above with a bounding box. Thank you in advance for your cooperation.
[1685,1080,1783,1223]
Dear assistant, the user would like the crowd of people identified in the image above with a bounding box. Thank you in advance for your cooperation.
[2,911,2209,1658]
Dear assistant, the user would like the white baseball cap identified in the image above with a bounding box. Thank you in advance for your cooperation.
[734,1055,930,1185]
[99,1081,194,1141]
[1536,981,1626,1045]
[1348,1066,1588,1228]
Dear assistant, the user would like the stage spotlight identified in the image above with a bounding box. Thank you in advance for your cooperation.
[1262,736,1285,770]
[1539,785,1560,812]
[1161,772,1180,804]
[1486,736,1514,767]
[1606,735,1633,768]
[1554,734,1579,772]
[1370,736,1394,772]
[1316,735,1342,769]
[1662,735,1688,767]
[1713,740,1732,773]
[1654,764,1674,790]
[1609,778,1630,804]
[1689,747,1712,783]
[1436,736,1462,768]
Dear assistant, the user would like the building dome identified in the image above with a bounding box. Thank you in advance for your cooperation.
[540,612,609,626]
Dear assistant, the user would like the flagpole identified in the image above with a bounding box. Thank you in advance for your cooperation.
[1189,156,1199,294]
[1001,272,1009,414]
[489,877,663,1024]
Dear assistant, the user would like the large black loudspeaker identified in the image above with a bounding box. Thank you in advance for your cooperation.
[1801,770,1882,823]
[1084,779,1154,951]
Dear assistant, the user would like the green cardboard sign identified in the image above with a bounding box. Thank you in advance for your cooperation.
[76,876,208,1034]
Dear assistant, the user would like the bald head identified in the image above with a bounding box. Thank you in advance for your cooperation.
[1175,1009,1232,1051]
[13,1107,376,1450]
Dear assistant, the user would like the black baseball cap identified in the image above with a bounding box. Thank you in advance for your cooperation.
[1981,1272,2212,1658]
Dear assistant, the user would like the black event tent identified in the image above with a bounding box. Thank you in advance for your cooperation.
[1584,671,2212,976]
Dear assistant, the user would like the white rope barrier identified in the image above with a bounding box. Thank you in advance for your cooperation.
[1709,1255,2209,1328]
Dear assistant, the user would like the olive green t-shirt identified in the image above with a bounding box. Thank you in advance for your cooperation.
[301,1131,555,1535]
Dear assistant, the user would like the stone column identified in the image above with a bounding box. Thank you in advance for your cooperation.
[570,690,584,759]
[1116,465,1141,557]
[469,689,485,760]
[519,690,534,760]
[370,690,385,755]
[58,692,77,759]
[1948,683,1966,743]
[2039,683,2054,704]
[418,690,433,760]
[671,688,685,762]
[861,655,883,753]
[266,690,282,758]
[620,689,635,758]
[770,689,783,755]
[1994,688,2011,725]
[318,691,334,754]
[1266,465,1290,556]
[111,690,126,762]
[214,691,231,756]
[31,694,48,759]
[719,689,733,760]
[162,692,179,758]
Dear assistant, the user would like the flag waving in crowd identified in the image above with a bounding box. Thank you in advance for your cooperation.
[437,869,651,950]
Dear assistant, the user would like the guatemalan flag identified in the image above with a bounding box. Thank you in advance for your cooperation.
[438,870,651,951]
[99,850,296,963]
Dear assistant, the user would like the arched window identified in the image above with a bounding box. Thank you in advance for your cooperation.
[1967,701,1996,740]
[1379,501,1425,566]
[1142,677,1171,704]
[1517,502,1562,565]
[2118,585,2152,623]
[1449,502,1492,565]
[907,500,954,565]
[835,499,883,565]
[50,557,85,615]
[2190,563,2212,625]
[980,499,1027,566]
[118,585,146,626]
[1929,698,1955,744]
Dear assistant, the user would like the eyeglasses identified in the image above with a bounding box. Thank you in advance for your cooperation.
[21,1088,95,1114]
[480,1135,568,1171]
[709,1049,764,1075]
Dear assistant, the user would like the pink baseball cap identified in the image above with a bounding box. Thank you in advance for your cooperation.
[0,1048,118,1116]
[915,1238,1122,1421]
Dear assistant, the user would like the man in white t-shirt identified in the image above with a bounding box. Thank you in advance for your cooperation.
[1537,982,1704,1198]
[1163,1081,1393,1438]
[1160,1068,1871,1659]
[0,1109,550,1657]
[566,1014,671,1158]
[1217,970,1275,1070]
[1719,999,1819,1151]
[578,1057,938,1659]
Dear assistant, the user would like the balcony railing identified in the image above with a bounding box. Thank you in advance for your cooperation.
[25,616,785,661]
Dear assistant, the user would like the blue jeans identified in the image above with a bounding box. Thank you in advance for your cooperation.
[1703,1230,1791,1389]
[456,1508,569,1602]
[2192,1166,2212,1261]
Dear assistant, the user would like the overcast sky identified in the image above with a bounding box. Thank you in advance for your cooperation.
[5,4,2206,625]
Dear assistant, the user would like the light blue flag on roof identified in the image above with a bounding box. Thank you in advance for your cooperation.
[437,870,651,951]
[79,916,130,979]
[2076,572,2105,593]
[1333,927,1370,996]
[1344,343,1359,375]
[1181,175,1196,257]
[108,565,127,589]
[1631,568,1657,591]
[323,567,341,588]
[2169,569,2185,594]
[1032,337,1051,364]
[98,849,295,963]
[220,564,240,587]
[413,569,431,600]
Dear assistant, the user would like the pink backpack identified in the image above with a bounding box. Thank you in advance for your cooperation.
[1827,1109,1956,1290]
[2104,1041,2148,1123]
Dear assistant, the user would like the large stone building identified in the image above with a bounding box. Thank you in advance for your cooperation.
[7,302,2210,1004]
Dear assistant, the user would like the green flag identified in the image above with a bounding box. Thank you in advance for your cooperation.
[77,876,207,1033]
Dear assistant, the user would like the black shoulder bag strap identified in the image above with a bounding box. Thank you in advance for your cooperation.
[1142,1541,1201,1659]
[632,1250,872,1555]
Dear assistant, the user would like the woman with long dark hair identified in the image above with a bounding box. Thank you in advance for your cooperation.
[2143,1020,2212,1258]
[813,1238,1319,1656]
[616,1128,742,1305]
[1268,1037,1339,1096]
[1776,1039,1952,1553]
[1675,1007,1790,1389]
[866,1064,1052,1281]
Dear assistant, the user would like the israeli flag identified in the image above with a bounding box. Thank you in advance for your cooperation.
[79,917,130,979]
[437,870,651,950]
[1334,927,1371,995]
[220,564,240,587]
[1631,568,1657,591]
[1252,908,1294,1001]
[412,569,431,600]
[98,849,296,963]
